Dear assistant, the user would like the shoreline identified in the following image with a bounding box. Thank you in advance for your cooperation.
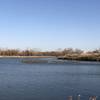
[0,56,55,58]
[0,56,100,62]
[57,56,100,62]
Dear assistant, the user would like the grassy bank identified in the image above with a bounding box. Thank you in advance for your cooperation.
[58,55,100,62]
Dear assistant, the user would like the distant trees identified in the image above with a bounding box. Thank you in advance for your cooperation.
[0,49,19,56]
[74,49,83,55]
[92,49,100,54]
[0,48,100,61]
[61,48,83,57]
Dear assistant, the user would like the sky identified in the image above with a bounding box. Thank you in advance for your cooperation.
[0,0,100,51]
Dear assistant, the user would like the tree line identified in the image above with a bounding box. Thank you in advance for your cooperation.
[0,48,100,57]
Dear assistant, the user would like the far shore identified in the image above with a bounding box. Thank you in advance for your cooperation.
[0,56,100,63]
[0,56,56,58]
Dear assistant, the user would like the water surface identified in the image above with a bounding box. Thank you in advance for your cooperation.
[0,58,100,100]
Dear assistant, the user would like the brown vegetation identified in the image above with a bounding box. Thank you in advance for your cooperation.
[0,48,100,61]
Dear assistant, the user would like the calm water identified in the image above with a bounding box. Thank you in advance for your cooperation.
[0,58,100,100]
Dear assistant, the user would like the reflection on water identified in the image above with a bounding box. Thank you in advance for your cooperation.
[0,58,100,100]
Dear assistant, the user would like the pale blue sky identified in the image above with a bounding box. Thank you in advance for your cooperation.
[0,0,100,51]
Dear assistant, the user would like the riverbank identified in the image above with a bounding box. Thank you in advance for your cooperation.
[0,56,55,58]
[58,55,100,62]
[0,55,100,62]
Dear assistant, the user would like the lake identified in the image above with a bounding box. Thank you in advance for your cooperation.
[0,58,100,100]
